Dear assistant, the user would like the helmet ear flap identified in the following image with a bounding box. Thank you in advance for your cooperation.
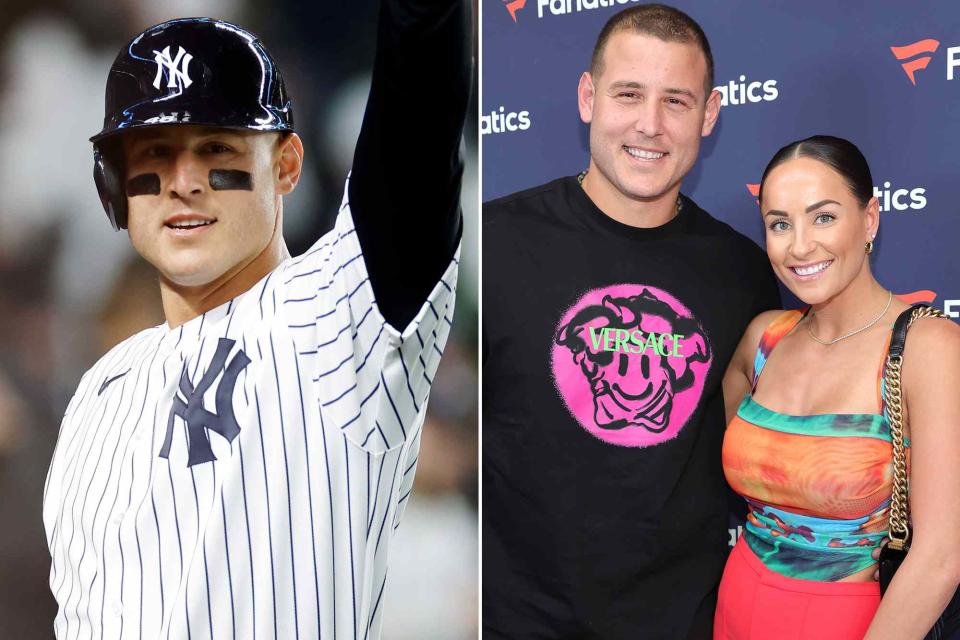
[93,144,127,231]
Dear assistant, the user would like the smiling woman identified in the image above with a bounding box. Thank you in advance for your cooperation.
[718,136,960,640]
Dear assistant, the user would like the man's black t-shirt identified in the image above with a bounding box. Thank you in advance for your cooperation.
[482,176,780,640]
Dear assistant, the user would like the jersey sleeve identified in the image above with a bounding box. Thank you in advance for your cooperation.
[348,0,470,330]
[280,181,459,454]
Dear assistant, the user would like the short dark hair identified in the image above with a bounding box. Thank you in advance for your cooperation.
[759,135,874,207]
[590,4,714,98]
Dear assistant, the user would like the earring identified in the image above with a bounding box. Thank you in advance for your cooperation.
[865,239,874,255]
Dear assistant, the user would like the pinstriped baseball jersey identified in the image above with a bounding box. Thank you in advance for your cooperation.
[43,182,459,640]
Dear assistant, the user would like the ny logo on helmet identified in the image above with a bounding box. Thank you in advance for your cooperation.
[152,45,194,91]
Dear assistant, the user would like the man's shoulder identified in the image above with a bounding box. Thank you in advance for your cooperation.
[99,325,164,361]
[483,177,571,224]
[683,195,768,261]
[73,325,164,399]
[682,195,745,238]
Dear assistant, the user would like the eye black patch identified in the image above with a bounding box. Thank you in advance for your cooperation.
[126,173,161,197]
[209,169,253,191]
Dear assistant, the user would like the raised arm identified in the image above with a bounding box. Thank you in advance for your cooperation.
[348,0,471,330]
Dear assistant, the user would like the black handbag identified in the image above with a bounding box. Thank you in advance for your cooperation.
[878,304,960,639]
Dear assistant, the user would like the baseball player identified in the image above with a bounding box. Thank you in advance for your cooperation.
[42,1,470,638]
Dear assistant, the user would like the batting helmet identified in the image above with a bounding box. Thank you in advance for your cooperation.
[91,18,294,230]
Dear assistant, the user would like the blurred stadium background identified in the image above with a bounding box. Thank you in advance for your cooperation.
[0,0,478,637]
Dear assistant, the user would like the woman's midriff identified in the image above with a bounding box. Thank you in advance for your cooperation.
[838,562,878,582]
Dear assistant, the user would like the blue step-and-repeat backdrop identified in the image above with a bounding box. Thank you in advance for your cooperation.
[482,0,960,317]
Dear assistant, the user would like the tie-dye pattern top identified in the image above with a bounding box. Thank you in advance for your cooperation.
[722,309,901,581]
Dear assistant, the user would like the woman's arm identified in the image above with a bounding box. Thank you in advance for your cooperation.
[864,317,960,639]
[722,310,782,424]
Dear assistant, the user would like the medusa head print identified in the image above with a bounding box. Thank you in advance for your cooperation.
[551,285,712,447]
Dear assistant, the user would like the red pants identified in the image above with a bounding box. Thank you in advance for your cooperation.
[714,537,880,640]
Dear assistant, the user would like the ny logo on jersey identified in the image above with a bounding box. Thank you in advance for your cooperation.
[161,338,250,467]
[152,45,194,91]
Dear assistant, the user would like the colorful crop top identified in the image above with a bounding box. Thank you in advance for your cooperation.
[722,310,902,581]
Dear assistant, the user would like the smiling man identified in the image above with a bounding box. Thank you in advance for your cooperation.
[483,4,779,638]
[43,2,469,638]
[120,126,295,323]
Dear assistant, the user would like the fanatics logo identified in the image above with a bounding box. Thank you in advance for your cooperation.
[153,45,194,91]
[715,76,778,107]
[873,181,927,212]
[897,290,937,305]
[536,0,642,19]
[480,105,531,135]
[502,0,526,22]
[889,39,940,85]
[746,182,927,213]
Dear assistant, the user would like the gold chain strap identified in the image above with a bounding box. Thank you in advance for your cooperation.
[886,306,948,550]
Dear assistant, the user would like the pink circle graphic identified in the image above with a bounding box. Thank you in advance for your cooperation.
[551,284,712,447]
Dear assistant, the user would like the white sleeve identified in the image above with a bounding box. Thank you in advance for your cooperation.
[280,180,459,454]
